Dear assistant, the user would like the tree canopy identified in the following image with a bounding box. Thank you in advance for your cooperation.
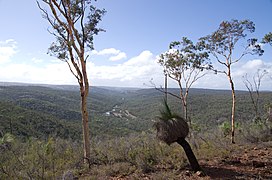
[199,19,263,71]
[37,0,105,77]
[158,37,212,121]
[263,32,272,46]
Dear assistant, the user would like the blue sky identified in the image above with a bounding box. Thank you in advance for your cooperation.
[0,0,272,90]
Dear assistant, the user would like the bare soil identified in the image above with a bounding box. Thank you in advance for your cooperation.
[201,144,272,180]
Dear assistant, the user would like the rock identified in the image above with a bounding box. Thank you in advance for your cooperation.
[196,171,206,177]
[185,170,191,176]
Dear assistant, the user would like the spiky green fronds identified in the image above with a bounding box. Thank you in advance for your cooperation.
[158,99,180,121]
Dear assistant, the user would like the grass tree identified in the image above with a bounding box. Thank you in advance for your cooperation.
[153,100,202,172]
[200,19,264,144]
[37,0,106,163]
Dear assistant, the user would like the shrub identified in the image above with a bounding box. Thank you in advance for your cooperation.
[241,120,272,143]
[0,136,83,179]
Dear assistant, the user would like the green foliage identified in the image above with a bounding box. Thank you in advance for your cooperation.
[219,121,232,137]
[88,132,191,175]
[158,99,179,121]
[0,128,270,179]
[219,121,240,137]
[88,132,190,176]
[38,0,106,60]
[158,37,211,81]
[0,100,82,140]
[2,85,272,140]
[0,133,15,145]
[191,122,202,132]
[0,136,83,179]
[262,32,272,46]
[241,119,272,143]
[200,19,264,57]
[0,85,146,139]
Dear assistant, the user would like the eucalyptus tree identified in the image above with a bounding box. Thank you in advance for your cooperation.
[37,0,106,162]
[200,19,264,143]
[158,37,211,123]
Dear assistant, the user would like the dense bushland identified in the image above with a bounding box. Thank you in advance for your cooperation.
[1,85,272,140]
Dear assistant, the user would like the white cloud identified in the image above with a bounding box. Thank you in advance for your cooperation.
[238,59,264,71]
[109,52,127,61]
[0,39,17,64]
[31,57,44,63]
[0,50,164,88]
[232,59,272,90]
[91,48,127,61]
[192,59,272,90]
[1,48,271,90]
[0,62,75,85]
[92,48,120,55]
[88,50,164,87]
[232,59,270,78]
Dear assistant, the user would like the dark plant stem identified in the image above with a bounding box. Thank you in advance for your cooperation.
[177,137,202,172]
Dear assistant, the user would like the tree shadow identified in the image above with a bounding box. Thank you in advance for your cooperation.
[203,165,243,179]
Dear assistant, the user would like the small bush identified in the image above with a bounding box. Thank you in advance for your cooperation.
[219,121,240,138]
[241,120,272,143]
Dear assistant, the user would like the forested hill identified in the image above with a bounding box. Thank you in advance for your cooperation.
[0,83,271,140]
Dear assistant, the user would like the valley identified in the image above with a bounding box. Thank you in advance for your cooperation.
[0,83,272,140]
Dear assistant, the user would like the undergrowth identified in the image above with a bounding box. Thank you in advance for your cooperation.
[1,124,271,179]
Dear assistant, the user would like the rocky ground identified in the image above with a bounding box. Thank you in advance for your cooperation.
[201,144,272,179]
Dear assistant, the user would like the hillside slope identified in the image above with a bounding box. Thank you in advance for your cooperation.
[0,84,271,140]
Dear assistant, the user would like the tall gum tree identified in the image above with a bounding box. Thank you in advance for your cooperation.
[200,19,264,144]
[158,37,212,124]
[37,0,106,163]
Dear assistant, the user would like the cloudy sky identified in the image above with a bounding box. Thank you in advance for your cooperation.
[0,0,272,90]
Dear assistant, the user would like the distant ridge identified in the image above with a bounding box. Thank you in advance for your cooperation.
[0,82,141,92]
[0,82,34,86]
[0,81,79,91]
[0,81,270,93]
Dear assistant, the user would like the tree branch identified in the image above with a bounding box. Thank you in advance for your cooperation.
[147,80,181,100]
